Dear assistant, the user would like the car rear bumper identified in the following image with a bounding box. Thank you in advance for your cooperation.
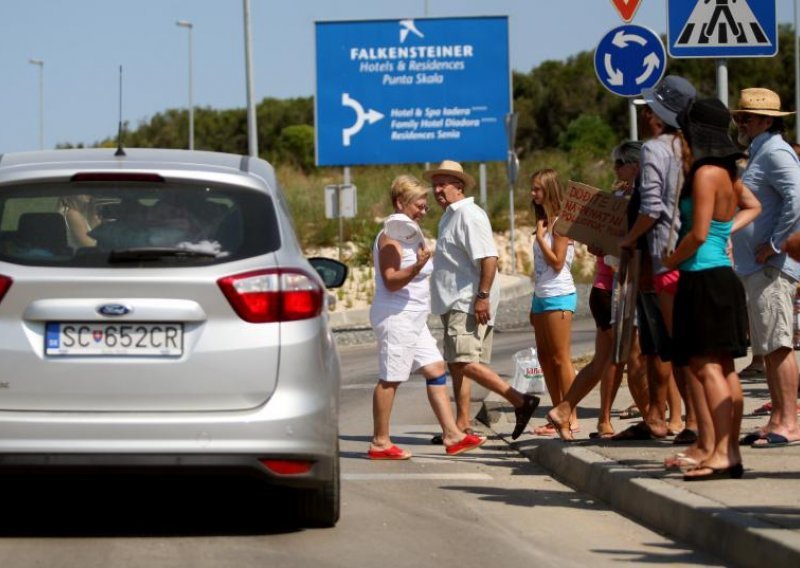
[0,452,335,488]
[0,382,339,485]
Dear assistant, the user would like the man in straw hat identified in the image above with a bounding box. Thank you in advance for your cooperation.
[424,159,539,441]
[731,87,800,448]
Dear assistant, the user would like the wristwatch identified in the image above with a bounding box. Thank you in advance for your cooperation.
[476,290,490,300]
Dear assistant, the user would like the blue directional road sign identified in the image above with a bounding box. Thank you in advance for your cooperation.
[594,24,666,97]
[668,0,777,58]
[315,17,510,167]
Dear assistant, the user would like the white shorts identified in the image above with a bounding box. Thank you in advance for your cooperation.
[370,307,443,382]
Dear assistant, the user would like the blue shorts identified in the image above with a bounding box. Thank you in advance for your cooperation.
[531,292,577,315]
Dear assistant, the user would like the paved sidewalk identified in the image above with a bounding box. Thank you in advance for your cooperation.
[482,361,800,568]
[332,274,800,566]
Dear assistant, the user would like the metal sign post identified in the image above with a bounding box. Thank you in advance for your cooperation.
[325,180,357,261]
[505,113,519,274]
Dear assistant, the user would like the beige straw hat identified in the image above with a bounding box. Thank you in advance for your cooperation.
[731,88,794,117]
[422,159,476,191]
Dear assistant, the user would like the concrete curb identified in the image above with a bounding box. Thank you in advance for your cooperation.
[485,402,800,568]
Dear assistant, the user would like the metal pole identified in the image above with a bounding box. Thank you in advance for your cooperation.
[508,177,516,274]
[29,59,44,150]
[628,99,638,141]
[243,0,258,157]
[479,163,487,209]
[188,24,194,150]
[341,167,351,261]
[716,59,728,107]
[176,20,194,150]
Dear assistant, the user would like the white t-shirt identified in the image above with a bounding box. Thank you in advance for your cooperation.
[533,228,576,298]
[430,197,500,324]
[371,223,433,313]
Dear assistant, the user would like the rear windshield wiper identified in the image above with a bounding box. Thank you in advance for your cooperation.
[108,247,218,262]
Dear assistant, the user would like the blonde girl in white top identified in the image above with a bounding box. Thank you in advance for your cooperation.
[529,169,579,438]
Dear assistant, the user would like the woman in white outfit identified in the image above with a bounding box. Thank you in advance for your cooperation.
[368,175,485,460]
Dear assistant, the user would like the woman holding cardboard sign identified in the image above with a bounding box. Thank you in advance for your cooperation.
[528,168,579,437]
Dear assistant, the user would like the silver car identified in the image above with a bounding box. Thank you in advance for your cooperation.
[0,148,347,527]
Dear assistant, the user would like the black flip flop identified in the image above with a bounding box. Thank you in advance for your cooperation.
[672,428,698,445]
[610,422,653,441]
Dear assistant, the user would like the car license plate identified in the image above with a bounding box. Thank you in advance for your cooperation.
[45,322,183,356]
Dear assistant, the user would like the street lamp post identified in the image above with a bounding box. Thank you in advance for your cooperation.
[29,58,44,150]
[176,20,194,150]
[243,0,258,157]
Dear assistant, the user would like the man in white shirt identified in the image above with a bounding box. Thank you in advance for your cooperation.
[425,160,539,440]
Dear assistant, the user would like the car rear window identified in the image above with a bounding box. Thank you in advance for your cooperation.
[0,181,281,267]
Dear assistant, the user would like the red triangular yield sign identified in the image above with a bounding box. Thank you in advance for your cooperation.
[610,0,642,22]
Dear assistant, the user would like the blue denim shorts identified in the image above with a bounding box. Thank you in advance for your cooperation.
[531,292,577,315]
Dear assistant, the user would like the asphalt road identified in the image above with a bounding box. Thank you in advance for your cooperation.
[0,323,722,567]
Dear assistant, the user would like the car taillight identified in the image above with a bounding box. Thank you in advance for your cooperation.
[0,275,12,303]
[217,269,323,323]
[260,459,314,475]
[71,172,165,183]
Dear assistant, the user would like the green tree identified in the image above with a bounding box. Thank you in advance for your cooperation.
[274,124,316,173]
[558,114,615,155]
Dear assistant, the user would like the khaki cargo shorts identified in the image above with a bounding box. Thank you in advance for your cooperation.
[440,310,493,364]
[741,266,795,355]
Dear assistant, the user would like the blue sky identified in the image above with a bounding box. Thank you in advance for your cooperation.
[0,0,796,153]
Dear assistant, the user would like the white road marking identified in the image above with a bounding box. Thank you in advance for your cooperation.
[343,473,493,481]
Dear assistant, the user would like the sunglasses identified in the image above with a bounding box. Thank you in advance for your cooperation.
[732,114,758,125]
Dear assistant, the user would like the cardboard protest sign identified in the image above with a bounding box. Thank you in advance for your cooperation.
[552,181,628,256]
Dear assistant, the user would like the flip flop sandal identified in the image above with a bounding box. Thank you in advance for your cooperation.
[367,445,412,460]
[618,407,642,420]
[739,431,764,446]
[751,432,800,448]
[610,422,653,441]
[589,431,615,439]
[445,433,487,455]
[532,423,557,436]
[672,428,698,445]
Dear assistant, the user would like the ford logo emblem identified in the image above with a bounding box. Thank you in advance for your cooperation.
[97,304,131,317]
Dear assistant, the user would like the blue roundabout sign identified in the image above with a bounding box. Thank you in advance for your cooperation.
[594,24,666,97]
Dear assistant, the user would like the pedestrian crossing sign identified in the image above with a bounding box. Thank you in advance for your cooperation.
[667,0,777,58]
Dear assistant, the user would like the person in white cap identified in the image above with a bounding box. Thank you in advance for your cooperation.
[731,87,800,448]
[424,160,539,441]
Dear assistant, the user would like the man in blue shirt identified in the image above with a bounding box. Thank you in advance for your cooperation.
[731,88,800,448]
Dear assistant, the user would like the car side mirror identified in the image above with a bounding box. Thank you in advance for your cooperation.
[308,257,348,289]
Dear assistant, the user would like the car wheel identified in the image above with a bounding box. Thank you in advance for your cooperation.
[296,443,340,528]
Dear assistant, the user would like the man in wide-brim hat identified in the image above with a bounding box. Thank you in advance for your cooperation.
[730,87,800,448]
[423,159,540,442]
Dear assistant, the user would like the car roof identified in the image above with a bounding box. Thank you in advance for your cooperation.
[0,148,278,189]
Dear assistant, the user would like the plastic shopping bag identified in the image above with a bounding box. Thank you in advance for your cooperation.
[512,347,545,395]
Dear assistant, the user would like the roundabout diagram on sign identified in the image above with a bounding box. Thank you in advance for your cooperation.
[594,24,666,97]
